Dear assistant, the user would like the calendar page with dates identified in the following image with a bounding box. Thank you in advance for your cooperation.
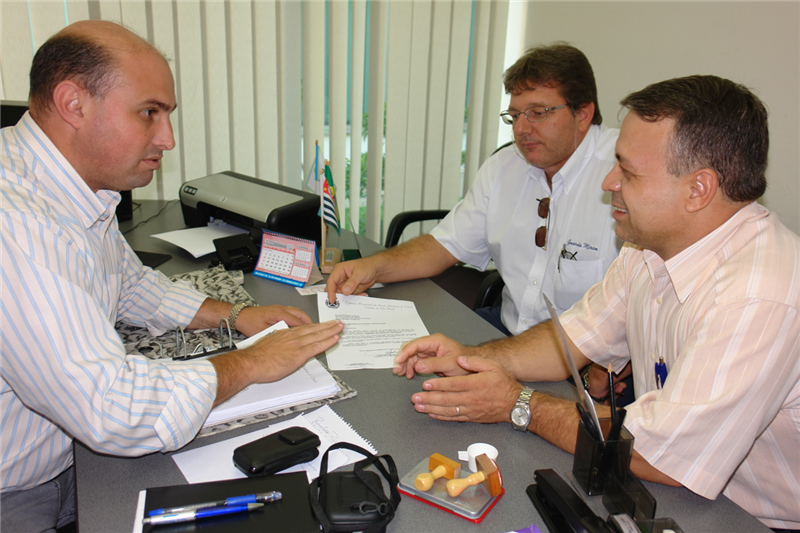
[253,230,318,287]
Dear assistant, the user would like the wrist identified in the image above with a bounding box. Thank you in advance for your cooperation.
[581,364,611,404]
[228,302,250,332]
[510,386,534,431]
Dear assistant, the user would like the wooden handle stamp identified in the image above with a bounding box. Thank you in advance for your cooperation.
[414,453,462,491]
[445,454,502,497]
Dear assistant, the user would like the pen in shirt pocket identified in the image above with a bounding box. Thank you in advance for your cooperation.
[655,357,668,389]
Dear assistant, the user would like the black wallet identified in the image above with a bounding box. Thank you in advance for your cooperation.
[233,426,321,477]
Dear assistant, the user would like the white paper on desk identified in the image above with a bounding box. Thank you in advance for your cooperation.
[173,405,376,484]
[152,223,248,258]
[318,293,428,371]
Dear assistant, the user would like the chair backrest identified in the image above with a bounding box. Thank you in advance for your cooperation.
[384,210,450,248]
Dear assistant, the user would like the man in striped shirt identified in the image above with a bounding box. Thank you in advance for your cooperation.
[394,75,800,530]
[1,21,343,532]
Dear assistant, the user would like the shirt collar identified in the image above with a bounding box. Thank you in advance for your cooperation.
[642,202,763,303]
[16,112,120,229]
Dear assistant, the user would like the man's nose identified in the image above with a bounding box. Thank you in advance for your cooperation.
[155,117,175,151]
[602,164,621,192]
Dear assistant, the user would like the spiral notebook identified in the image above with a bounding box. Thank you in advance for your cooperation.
[173,405,376,484]
[253,230,319,287]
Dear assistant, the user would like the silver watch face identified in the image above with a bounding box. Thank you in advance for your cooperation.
[511,406,529,426]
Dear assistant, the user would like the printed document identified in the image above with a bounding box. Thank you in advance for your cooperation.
[317,293,428,371]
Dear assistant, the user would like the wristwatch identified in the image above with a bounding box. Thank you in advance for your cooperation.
[510,387,534,431]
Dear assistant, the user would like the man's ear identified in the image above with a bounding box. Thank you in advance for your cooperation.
[686,169,718,213]
[575,102,595,133]
[51,80,86,130]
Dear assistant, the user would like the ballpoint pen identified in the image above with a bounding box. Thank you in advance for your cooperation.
[142,503,264,526]
[149,491,282,516]
[655,357,668,389]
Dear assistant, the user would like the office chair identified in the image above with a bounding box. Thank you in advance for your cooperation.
[382,141,513,309]
[385,209,503,309]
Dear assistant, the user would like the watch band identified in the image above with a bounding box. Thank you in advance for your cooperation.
[228,302,249,332]
[582,365,611,404]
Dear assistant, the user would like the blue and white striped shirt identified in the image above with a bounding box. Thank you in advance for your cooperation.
[1,113,217,493]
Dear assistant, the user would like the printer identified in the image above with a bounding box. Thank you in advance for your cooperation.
[180,171,322,246]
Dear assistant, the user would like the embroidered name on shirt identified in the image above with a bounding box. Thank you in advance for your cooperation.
[566,239,598,252]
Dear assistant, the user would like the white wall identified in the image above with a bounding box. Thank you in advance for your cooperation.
[522,1,800,234]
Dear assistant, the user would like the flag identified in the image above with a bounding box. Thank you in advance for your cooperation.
[321,164,340,234]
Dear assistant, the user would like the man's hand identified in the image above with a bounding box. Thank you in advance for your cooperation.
[211,320,344,406]
[411,355,522,424]
[583,362,631,405]
[235,305,311,335]
[324,258,379,305]
[393,333,473,379]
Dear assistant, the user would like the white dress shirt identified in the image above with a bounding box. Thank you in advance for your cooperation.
[1,114,217,493]
[562,203,800,529]
[430,124,621,335]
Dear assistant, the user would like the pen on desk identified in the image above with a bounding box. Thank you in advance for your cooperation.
[142,503,264,526]
[655,357,668,389]
[148,491,281,516]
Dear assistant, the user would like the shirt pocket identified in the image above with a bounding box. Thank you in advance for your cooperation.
[553,258,605,311]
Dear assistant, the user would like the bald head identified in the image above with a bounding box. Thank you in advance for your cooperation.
[29,20,162,117]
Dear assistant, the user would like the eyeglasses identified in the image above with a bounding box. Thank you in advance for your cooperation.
[500,105,568,125]
[536,197,550,249]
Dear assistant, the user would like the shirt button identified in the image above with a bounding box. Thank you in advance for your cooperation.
[649,352,657,361]
[532,280,538,286]
[656,297,663,305]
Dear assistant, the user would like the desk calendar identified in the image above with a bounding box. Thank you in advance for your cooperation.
[253,231,318,287]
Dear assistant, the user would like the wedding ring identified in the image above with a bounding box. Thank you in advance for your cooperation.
[456,406,461,416]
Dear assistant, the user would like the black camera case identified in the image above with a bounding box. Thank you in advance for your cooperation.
[310,442,401,533]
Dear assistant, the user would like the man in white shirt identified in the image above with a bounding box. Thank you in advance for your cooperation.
[0,21,343,533]
[326,44,621,337]
[394,75,800,530]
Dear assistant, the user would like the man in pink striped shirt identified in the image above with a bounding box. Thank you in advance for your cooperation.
[395,75,799,530]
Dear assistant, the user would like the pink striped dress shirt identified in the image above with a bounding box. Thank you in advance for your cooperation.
[562,202,800,529]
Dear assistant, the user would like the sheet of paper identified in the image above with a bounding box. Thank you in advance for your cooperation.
[317,293,428,371]
[152,224,248,258]
[173,405,376,484]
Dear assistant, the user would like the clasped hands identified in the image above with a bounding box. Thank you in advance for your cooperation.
[393,334,522,424]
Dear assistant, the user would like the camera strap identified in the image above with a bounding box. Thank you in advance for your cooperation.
[309,442,401,533]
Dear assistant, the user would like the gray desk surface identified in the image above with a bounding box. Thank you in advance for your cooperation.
[74,200,770,533]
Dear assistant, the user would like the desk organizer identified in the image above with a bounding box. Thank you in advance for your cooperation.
[572,418,634,496]
[397,457,503,523]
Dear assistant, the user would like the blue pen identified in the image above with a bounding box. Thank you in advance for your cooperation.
[142,503,263,526]
[149,491,281,516]
[655,357,668,389]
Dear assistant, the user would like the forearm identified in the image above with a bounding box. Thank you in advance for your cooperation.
[209,349,256,407]
[529,396,680,487]
[187,298,234,330]
[475,320,589,382]
[370,235,459,283]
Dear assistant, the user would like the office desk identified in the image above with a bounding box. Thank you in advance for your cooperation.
[74,200,770,533]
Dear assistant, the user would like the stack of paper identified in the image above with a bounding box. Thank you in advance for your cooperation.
[203,358,340,428]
